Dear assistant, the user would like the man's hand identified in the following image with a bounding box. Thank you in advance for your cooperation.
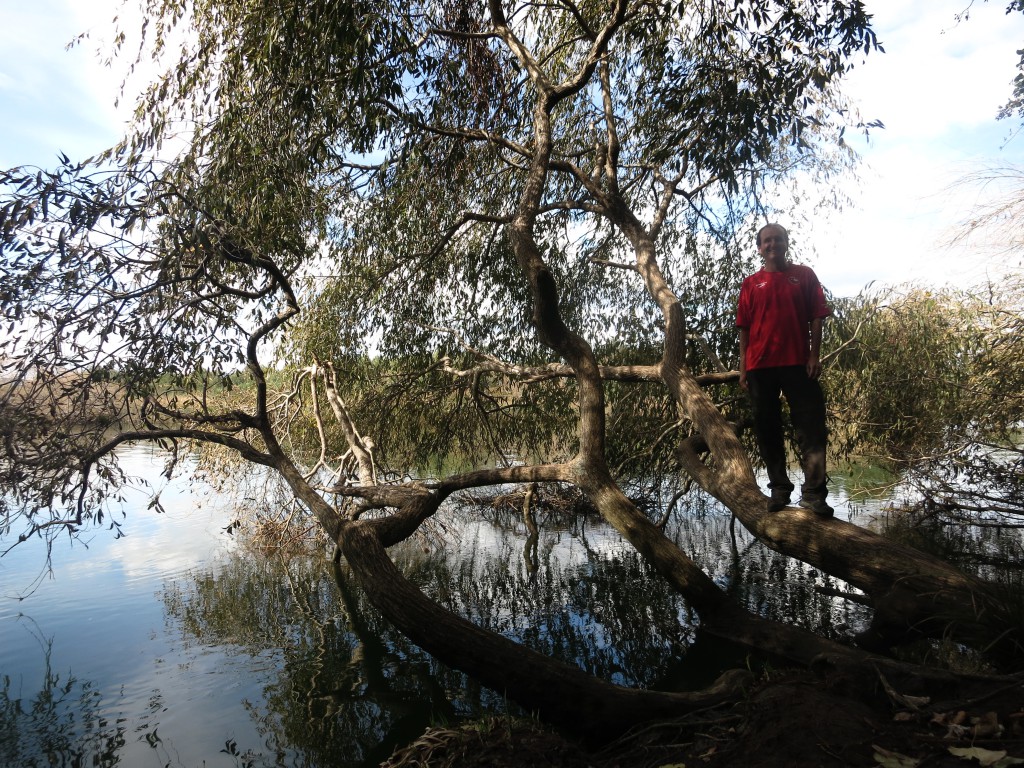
[806,356,822,380]
[807,317,824,380]
[738,328,749,389]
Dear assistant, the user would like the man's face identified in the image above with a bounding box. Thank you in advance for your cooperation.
[757,226,788,268]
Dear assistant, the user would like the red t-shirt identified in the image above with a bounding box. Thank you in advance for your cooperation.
[736,264,831,371]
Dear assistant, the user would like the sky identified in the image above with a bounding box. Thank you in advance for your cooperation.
[1,0,1023,298]
[804,0,1024,296]
[0,0,126,169]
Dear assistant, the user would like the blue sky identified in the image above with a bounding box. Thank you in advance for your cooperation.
[2,0,1023,297]
[804,0,1024,296]
[0,0,124,169]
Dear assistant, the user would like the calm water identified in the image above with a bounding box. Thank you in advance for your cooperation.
[0,447,1011,767]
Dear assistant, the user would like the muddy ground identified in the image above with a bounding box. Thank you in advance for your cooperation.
[383,666,1024,768]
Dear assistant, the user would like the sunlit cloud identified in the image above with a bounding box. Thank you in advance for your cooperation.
[802,0,1024,297]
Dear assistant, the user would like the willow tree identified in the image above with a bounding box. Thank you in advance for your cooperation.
[1,0,1021,741]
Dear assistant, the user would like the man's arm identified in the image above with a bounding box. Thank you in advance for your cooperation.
[807,317,823,380]
[738,326,749,389]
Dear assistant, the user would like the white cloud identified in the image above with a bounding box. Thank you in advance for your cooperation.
[849,0,1023,140]
[802,0,1024,297]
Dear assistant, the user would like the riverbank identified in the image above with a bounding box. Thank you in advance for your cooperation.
[384,666,1024,768]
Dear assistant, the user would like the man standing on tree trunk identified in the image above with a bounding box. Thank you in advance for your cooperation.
[737,223,834,518]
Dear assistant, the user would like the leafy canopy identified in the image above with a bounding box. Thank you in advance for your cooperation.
[1,0,879,536]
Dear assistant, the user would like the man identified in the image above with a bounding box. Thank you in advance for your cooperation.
[736,223,834,517]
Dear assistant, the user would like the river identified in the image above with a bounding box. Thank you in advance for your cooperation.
[0,445,1015,767]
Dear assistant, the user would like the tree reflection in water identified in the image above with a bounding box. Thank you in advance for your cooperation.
[8,488,1014,767]
[157,492,882,766]
[0,637,128,768]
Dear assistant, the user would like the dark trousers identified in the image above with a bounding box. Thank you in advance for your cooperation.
[746,365,828,499]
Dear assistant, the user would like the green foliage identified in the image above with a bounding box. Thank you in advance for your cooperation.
[997,0,1024,124]
[323,355,580,475]
[1,0,881,543]
[826,282,1024,514]
[829,288,979,462]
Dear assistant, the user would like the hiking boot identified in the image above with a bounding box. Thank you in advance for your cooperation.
[798,496,834,518]
[767,490,791,513]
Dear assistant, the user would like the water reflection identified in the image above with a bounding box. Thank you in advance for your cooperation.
[2,450,1022,767]
[162,555,462,767]
[147,497,875,766]
[0,638,127,768]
